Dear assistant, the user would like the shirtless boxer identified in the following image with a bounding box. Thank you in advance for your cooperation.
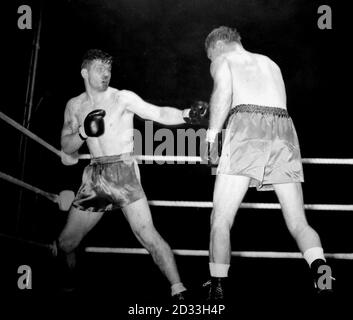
[201,27,333,300]
[58,49,206,299]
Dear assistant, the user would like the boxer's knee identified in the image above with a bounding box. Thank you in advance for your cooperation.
[133,222,153,242]
[134,223,168,253]
[58,233,82,253]
[211,210,233,233]
[287,219,312,238]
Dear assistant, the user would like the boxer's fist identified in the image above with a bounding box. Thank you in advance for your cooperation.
[201,129,222,166]
[79,109,106,139]
[183,101,209,125]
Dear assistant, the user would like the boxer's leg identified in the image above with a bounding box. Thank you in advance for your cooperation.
[274,182,322,256]
[122,197,186,297]
[210,174,250,264]
[207,174,250,301]
[57,207,104,289]
[274,182,333,292]
[59,207,104,255]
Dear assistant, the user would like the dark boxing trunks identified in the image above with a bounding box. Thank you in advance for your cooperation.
[217,104,304,191]
[72,153,145,212]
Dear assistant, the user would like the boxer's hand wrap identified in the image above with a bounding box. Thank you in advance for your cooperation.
[81,109,106,138]
[201,129,222,166]
[183,101,209,125]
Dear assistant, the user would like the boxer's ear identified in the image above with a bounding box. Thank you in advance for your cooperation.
[215,40,225,51]
[81,68,88,79]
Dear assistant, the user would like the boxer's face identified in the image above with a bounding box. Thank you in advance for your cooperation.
[85,60,112,91]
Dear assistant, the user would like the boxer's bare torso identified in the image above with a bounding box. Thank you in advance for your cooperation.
[64,87,136,157]
[72,87,134,157]
[62,85,185,158]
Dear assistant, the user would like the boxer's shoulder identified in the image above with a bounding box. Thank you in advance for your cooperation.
[69,92,86,107]
[64,95,81,114]
[116,89,138,98]
[210,55,229,77]
[115,89,142,107]
[65,93,89,120]
[254,54,280,71]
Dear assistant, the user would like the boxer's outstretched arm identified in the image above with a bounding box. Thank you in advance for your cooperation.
[61,99,85,154]
[124,91,185,125]
[208,57,232,132]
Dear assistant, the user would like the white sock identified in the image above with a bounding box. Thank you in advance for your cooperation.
[303,247,326,266]
[171,282,186,296]
[209,263,230,278]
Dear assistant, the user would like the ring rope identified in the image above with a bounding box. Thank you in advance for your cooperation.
[80,154,353,165]
[148,200,353,211]
[1,111,352,165]
[0,232,53,251]
[0,171,57,202]
[0,171,75,211]
[84,247,353,260]
[302,158,353,165]
[0,111,62,157]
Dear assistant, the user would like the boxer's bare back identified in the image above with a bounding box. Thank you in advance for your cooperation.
[211,50,287,109]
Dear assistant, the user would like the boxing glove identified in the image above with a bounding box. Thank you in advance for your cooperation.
[79,109,106,139]
[183,101,209,125]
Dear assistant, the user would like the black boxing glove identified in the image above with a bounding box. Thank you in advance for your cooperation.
[201,129,223,166]
[183,100,209,125]
[79,109,106,139]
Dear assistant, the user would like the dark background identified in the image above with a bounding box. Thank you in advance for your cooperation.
[0,0,351,313]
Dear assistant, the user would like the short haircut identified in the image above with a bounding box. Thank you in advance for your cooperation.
[205,26,241,51]
[81,49,113,70]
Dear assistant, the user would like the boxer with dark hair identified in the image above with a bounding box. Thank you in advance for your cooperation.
[58,49,207,300]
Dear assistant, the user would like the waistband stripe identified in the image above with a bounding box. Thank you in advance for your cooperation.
[91,153,133,164]
[230,104,289,117]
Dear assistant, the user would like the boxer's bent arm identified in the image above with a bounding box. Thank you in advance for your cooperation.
[209,57,232,132]
[61,100,85,154]
[124,91,184,125]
